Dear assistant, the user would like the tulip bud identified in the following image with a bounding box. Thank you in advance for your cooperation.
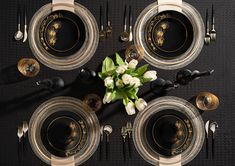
[135,98,147,111]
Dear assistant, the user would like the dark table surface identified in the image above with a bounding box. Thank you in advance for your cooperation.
[0,0,234,165]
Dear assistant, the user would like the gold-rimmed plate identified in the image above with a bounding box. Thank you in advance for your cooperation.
[29,97,100,165]
[39,10,86,57]
[144,10,194,59]
[41,112,88,157]
[145,110,193,157]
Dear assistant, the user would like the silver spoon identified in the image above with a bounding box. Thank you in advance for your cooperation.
[15,6,23,41]
[120,5,129,42]
[210,121,218,159]
[104,125,112,160]
[204,9,211,45]
[210,4,216,41]
[104,125,112,142]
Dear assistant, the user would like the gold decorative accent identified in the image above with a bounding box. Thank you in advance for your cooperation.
[17,58,40,77]
[83,94,102,112]
[125,45,144,62]
[196,92,220,111]
[145,12,188,55]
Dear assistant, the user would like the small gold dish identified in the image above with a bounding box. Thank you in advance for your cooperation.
[125,45,144,62]
[17,58,40,77]
[196,92,220,111]
[83,94,102,112]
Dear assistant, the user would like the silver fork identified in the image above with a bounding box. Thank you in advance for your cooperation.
[17,125,23,142]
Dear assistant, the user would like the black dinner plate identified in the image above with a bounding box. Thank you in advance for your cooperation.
[144,10,194,59]
[145,109,193,157]
[39,10,86,57]
[40,110,88,157]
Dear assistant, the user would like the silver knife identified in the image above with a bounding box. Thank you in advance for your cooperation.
[210,121,218,159]
[205,120,210,159]
[23,5,27,43]
[129,5,133,42]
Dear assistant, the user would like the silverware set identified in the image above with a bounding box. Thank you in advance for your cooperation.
[205,120,219,159]
[205,4,216,45]
[120,5,133,42]
[99,125,113,160]
[17,121,29,164]
[99,1,112,41]
[121,122,133,161]
[14,2,28,42]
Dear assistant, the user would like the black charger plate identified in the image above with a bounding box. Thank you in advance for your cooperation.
[39,10,86,57]
[144,10,194,59]
[145,109,193,157]
[41,111,87,157]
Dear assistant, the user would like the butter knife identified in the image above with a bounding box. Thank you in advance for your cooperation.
[205,120,210,159]
[23,4,27,43]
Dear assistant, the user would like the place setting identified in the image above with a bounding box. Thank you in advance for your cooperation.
[10,0,221,166]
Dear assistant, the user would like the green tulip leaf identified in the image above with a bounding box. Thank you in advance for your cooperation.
[102,57,116,73]
[115,53,125,65]
[135,64,149,76]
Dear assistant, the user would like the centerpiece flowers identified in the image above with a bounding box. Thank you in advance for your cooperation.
[98,53,157,115]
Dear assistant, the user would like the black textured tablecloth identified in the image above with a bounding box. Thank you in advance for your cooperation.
[0,0,234,165]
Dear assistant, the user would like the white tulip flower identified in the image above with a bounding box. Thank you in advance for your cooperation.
[143,71,157,81]
[130,77,141,88]
[104,77,114,89]
[122,74,133,85]
[125,101,136,115]
[135,98,147,111]
[116,65,128,74]
[128,59,138,69]
[115,79,124,88]
[103,92,112,104]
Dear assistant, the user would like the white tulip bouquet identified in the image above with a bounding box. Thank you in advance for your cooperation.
[98,53,157,115]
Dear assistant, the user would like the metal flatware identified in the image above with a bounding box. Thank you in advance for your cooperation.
[99,5,106,40]
[126,122,132,158]
[104,125,112,160]
[210,121,218,159]
[205,120,210,159]
[129,6,133,42]
[120,5,129,42]
[106,0,112,37]
[210,4,216,41]
[23,4,28,43]
[22,121,28,137]
[121,126,127,161]
[14,4,23,41]
[99,125,104,161]
[17,125,23,142]
[17,125,23,164]
[204,9,211,45]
